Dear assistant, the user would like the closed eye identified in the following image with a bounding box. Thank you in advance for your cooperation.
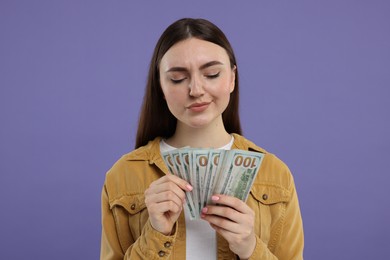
[170,78,186,84]
[205,72,220,79]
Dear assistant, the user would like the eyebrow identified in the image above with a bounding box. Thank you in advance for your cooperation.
[166,61,224,73]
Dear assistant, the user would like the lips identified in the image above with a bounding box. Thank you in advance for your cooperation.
[187,102,211,112]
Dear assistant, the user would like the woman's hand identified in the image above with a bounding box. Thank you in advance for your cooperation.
[201,194,256,260]
[144,174,193,235]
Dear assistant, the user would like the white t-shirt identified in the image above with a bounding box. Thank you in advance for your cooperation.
[159,137,234,260]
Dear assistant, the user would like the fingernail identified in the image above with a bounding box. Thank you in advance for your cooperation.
[211,195,219,201]
[202,207,208,213]
[186,184,193,191]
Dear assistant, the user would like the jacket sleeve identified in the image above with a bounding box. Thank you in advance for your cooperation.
[249,178,304,260]
[100,184,178,260]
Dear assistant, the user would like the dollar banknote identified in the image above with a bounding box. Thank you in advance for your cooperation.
[161,148,264,219]
[214,150,264,201]
[162,151,196,219]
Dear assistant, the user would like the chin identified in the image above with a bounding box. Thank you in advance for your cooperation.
[187,122,210,129]
[186,117,218,129]
[179,114,222,129]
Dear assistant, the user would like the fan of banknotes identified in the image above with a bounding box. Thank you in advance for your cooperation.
[162,148,265,220]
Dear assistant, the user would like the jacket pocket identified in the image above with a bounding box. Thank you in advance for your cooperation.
[109,193,146,214]
[109,193,148,248]
[250,184,290,205]
[248,184,291,248]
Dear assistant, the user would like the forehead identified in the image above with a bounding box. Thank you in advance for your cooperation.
[160,38,230,69]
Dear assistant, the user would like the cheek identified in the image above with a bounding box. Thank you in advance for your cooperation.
[161,88,185,107]
[214,79,234,95]
[165,95,177,108]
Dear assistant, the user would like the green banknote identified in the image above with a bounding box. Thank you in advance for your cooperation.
[161,148,264,220]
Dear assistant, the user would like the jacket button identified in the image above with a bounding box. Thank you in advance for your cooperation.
[262,194,268,200]
[164,241,171,248]
[130,204,136,210]
[158,250,165,257]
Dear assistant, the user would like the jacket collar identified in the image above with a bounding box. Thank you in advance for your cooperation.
[123,136,168,174]
[230,133,267,153]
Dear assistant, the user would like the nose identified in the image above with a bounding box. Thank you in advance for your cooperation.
[188,76,204,97]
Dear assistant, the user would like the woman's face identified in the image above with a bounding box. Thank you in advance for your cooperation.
[159,38,236,130]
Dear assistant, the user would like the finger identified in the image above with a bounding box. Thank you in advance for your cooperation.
[210,223,232,236]
[147,181,188,202]
[202,213,241,234]
[153,174,193,192]
[210,194,251,214]
[201,204,241,223]
[146,190,185,209]
[148,200,183,215]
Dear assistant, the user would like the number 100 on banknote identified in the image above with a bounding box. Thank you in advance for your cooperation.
[162,148,265,220]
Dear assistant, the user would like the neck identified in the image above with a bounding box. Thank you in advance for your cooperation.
[166,118,232,148]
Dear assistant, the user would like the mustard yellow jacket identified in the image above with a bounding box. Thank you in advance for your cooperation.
[101,134,304,259]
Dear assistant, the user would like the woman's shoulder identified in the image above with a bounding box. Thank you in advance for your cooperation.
[107,137,162,174]
[233,134,294,192]
[103,137,163,200]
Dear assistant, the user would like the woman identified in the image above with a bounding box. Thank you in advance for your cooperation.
[101,18,304,259]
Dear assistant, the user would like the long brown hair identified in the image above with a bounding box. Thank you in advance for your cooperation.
[135,18,242,148]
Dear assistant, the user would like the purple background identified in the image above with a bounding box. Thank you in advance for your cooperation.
[1,1,389,259]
